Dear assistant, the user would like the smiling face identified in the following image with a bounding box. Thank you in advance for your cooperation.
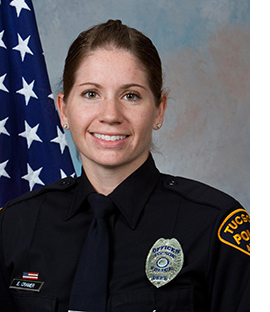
[57,49,166,176]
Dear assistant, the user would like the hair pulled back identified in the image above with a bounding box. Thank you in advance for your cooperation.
[62,20,163,106]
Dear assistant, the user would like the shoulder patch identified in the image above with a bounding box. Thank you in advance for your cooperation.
[218,208,250,256]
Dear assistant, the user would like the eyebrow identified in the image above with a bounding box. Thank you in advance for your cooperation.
[78,82,147,90]
[78,82,102,88]
[120,84,147,91]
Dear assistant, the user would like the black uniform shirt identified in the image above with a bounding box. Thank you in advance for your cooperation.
[0,154,250,312]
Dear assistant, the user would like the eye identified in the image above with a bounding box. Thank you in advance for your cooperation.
[123,92,140,101]
[83,91,99,99]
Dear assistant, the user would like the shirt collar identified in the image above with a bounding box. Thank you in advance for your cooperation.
[64,170,96,220]
[109,154,160,229]
[65,154,160,229]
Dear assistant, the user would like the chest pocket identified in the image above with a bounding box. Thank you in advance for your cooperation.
[110,286,194,312]
[12,292,57,312]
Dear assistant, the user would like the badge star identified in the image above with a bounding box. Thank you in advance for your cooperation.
[19,121,42,148]
[0,30,7,49]
[51,126,68,154]
[16,77,38,105]
[0,74,9,93]
[10,0,31,17]
[22,164,44,191]
[13,34,33,61]
[0,117,10,136]
[0,160,10,179]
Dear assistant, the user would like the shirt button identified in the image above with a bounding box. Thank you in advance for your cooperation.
[61,180,71,186]
[168,179,177,186]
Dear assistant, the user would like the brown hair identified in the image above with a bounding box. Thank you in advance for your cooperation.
[62,20,164,106]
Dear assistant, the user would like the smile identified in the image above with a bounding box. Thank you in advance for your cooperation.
[93,133,127,141]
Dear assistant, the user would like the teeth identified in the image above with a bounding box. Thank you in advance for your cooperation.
[93,133,127,141]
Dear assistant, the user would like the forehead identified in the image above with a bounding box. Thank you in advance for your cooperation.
[75,48,148,84]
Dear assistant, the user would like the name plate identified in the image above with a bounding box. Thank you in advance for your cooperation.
[9,279,44,292]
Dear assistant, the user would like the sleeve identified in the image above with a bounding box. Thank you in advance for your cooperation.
[209,208,250,312]
[0,207,17,311]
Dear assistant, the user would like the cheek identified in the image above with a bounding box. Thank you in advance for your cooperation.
[144,106,158,126]
[135,109,156,136]
[67,106,89,129]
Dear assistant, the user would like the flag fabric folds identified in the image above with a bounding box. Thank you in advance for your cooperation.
[0,0,75,207]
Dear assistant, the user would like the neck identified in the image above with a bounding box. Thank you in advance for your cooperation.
[82,156,148,195]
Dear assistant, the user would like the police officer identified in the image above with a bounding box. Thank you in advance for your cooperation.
[0,20,249,312]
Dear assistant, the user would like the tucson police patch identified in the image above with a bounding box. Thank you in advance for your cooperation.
[218,208,250,256]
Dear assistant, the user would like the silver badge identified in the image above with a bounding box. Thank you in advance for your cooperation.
[145,238,184,288]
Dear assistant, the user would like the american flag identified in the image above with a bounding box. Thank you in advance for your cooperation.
[0,0,75,207]
[22,272,39,280]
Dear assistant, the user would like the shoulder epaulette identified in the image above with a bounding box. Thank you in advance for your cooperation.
[3,176,77,208]
[162,174,240,211]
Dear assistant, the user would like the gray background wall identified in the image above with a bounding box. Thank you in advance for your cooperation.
[32,0,250,211]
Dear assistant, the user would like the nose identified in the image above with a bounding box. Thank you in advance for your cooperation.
[99,97,123,125]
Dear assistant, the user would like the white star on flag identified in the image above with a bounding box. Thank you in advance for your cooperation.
[0,117,10,136]
[22,163,44,191]
[60,169,75,179]
[60,169,68,179]
[0,74,9,93]
[16,77,38,105]
[0,160,10,179]
[0,30,6,49]
[10,0,31,17]
[13,34,33,61]
[19,121,42,148]
[51,126,68,154]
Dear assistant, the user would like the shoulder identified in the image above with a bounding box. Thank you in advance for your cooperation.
[0,176,78,242]
[160,173,241,212]
[160,174,250,255]
[1,176,78,211]
[0,177,79,250]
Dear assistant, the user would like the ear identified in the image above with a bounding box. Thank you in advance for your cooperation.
[56,93,69,128]
[153,93,167,130]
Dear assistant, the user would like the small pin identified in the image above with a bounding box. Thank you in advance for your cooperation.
[22,272,39,280]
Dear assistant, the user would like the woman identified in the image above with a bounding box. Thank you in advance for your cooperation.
[0,20,249,312]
